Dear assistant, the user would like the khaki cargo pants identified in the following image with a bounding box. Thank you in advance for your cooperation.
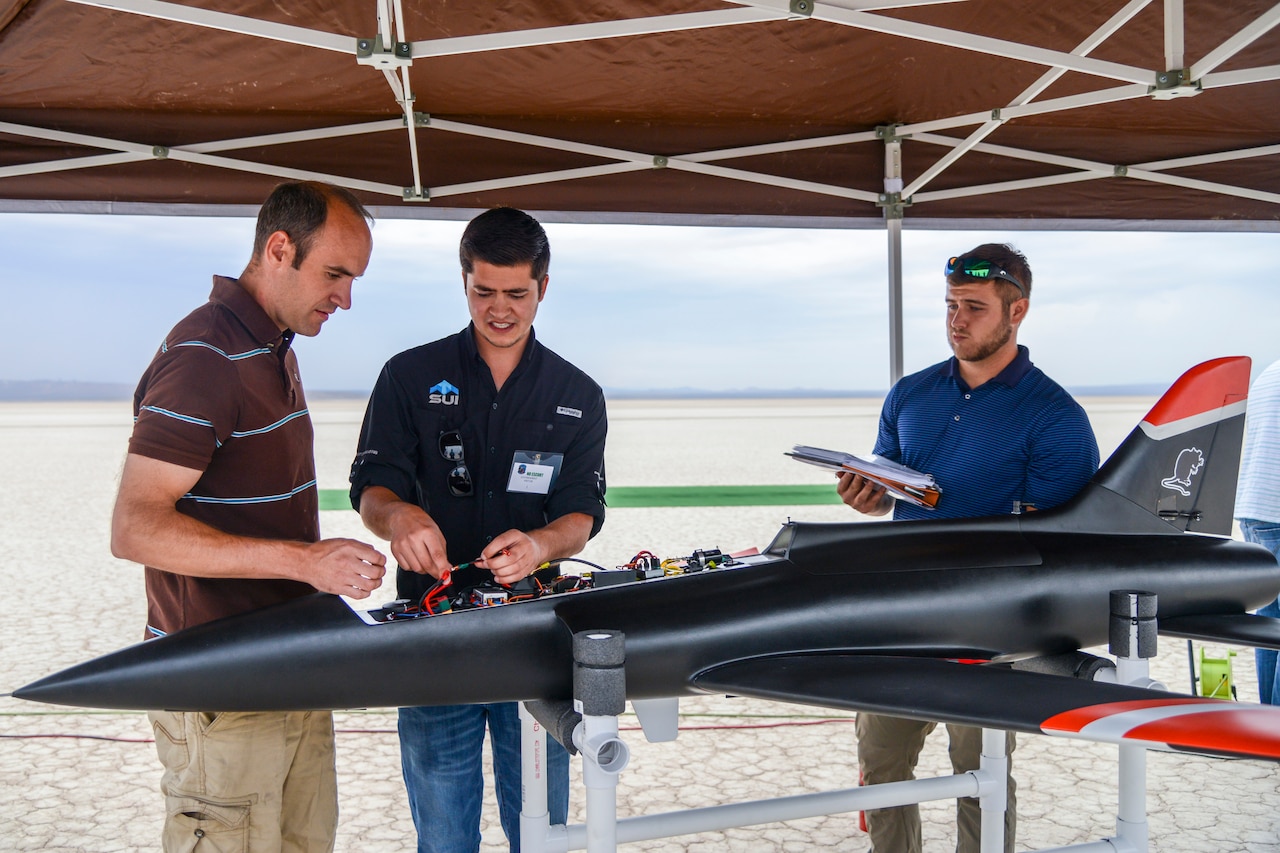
[857,713,1016,853]
[148,710,337,852]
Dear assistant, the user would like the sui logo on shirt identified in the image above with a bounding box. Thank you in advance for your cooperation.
[429,380,461,406]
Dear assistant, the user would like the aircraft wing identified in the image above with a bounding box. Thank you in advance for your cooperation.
[1159,612,1280,650]
[691,653,1280,762]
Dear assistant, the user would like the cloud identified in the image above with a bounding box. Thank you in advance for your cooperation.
[4,213,1279,394]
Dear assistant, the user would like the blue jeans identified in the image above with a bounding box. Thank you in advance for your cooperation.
[398,703,569,853]
[1240,518,1280,705]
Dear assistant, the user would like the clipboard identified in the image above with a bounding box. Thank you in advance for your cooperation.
[786,444,941,509]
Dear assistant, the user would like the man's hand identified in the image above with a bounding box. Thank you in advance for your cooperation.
[477,530,544,585]
[358,485,454,580]
[479,513,594,585]
[385,505,454,580]
[305,538,387,599]
[837,471,894,516]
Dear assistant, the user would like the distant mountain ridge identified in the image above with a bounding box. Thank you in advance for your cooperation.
[0,380,134,401]
[1067,383,1166,397]
[0,379,1165,402]
[603,387,886,399]
[603,385,1164,399]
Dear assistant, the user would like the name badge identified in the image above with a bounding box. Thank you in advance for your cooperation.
[507,451,563,495]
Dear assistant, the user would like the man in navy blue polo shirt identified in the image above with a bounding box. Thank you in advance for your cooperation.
[349,207,606,853]
[838,243,1098,853]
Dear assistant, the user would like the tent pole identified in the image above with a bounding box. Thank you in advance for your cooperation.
[883,133,905,385]
[886,217,904,386]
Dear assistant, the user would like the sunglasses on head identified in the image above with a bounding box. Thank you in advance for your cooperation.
[438,430,473,497]
[945,256,1027,299]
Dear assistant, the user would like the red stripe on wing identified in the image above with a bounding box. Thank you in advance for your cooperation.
[1130,707,1280,759]
[1042,698,1218,734]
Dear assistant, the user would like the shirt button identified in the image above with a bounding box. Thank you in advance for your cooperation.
[964,394,971,400]
[492,402,498,410]
[487,491,493,499]
[490,446,496,454]
[954,415,961,421]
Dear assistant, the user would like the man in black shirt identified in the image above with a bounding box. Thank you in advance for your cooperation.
[349,207,607,853]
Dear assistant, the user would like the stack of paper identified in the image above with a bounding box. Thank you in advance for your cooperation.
[786,445,942,509]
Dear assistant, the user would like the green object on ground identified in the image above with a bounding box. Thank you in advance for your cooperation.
[604,484,842,507]
[318,484,840,510]
[1197,647,1237,699]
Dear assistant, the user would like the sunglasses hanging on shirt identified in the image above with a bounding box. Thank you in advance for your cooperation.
[438,430,473,497]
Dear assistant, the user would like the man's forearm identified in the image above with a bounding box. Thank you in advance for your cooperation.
[358,484,423,540]
[112,498,308,581]
[111,453,385,597]
[357,484,454,578]
[527,512,595,563]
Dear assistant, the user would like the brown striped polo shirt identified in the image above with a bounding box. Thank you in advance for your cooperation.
[129,275,320,637]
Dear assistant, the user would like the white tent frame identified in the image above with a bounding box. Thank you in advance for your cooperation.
[3,0,1279,379]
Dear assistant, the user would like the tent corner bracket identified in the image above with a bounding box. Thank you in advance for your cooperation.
[788,0,814,19]
[356,35,412,70]
[878,191,911,220]
[876,124,911,143]
[1150,69,1201,100]
[402,187,430,202]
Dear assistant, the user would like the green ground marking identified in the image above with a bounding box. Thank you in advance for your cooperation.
[319,484,840,510]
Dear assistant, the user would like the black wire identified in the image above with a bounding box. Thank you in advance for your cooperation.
[548,556,610,573]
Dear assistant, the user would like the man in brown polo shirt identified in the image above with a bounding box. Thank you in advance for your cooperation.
[111,181,387,852]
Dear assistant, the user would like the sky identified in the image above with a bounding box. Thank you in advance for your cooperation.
[4,212,1279,395]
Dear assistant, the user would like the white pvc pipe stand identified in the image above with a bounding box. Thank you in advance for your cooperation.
[1036,657,1153,853]
[979,727,1009,853]
[519,703,562,853]
[562,767,986,849]
[573,712,630,853]
[1039,590,1159,853]
[1110,655,1153,853]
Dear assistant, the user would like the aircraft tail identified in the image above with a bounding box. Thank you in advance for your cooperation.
[1041,357,1251,536]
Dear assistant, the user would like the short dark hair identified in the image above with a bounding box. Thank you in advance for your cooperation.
[252,181,372,269]
[947,242,1032,305]
[459,207,551,282]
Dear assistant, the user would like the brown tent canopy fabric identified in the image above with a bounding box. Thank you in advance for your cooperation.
[1,0,1278,225]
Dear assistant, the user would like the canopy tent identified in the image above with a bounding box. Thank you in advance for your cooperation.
[2,0,1278,378]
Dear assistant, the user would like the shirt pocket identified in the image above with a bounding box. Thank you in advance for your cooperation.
[504,418,580,498]
[512,416,580,454]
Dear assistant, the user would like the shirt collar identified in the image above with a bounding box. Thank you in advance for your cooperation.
[945,344,1033,390]
[461,322,539,370]
[209,275,291,350]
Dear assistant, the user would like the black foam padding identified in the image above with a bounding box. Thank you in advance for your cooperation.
[572,630,626,666]
[524,699,580,754]
[1111,590,1158,618]
[1012,651,1115,681]
[574,663,625,716]
[1110,590,1159,658]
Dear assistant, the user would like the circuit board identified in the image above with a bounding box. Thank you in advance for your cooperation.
[363,547,746,623]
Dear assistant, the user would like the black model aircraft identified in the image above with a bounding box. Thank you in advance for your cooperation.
[15,356,1280,761]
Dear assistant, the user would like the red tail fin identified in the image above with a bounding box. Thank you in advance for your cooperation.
[1049,357,1250,536]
